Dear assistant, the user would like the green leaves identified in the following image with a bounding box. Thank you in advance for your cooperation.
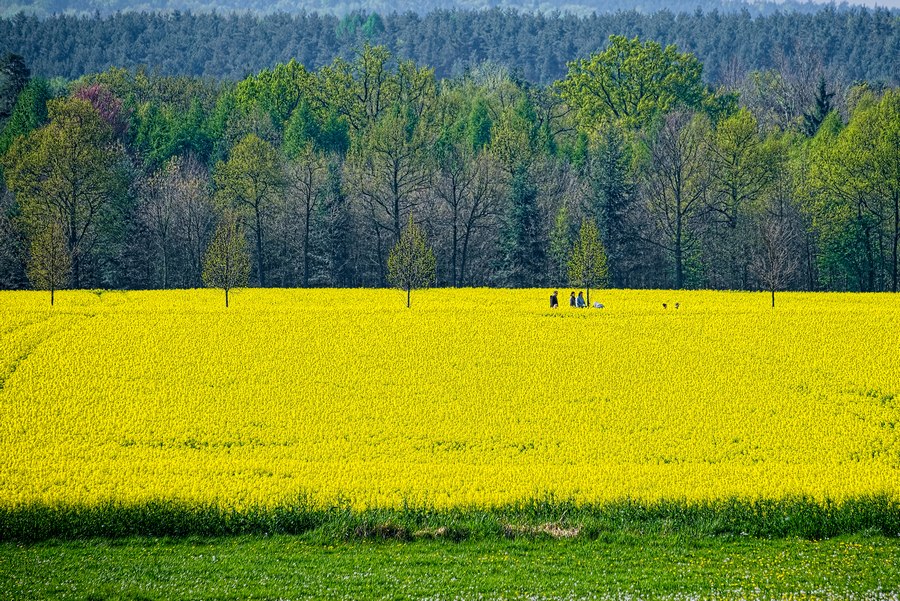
[558,35,720,133]
[567,217,608,303]
[0,78,51,158]
[234,59,316,131]
[213,133,283,287]
[806,90,900,291]
[26,217,69,305]
[387,214,436,307]
[202,209,251,307]
[3,97,126,288]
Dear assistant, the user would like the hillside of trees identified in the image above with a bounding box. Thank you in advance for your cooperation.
[2,8,898,85]
[1,38,899,295]
[0,0,864,19]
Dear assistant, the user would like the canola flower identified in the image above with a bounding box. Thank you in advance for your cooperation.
[0,288,898,509]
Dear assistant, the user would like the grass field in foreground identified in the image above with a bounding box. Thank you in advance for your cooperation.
[1,288,899,514]
[3,534,900,600]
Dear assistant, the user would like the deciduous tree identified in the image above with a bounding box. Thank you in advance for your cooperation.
[214,134,284,286]
[203,209,250,307]
[568,217,608,306]
[2,97,126,288]
[27,217,69,305]
[752,210,800,307]
[284,144,328,287]
[387,214,436,308]
[559,36,713,132]
[641,111,711,289]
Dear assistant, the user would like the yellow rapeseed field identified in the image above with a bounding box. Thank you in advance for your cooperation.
[0,288,898,509]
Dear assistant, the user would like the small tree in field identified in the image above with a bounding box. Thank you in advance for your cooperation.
[751,212,799,308]
[27,219,70,306]
[568,217,608,307]
[203,210,251,307]
[387,214,436,308]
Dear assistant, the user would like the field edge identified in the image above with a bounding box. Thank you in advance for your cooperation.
[4,494,899,543]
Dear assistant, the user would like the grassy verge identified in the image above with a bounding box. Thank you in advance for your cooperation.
[3,534,900,600]
[2,496,899,543]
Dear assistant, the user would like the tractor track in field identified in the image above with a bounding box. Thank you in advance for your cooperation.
[0,313,92,394]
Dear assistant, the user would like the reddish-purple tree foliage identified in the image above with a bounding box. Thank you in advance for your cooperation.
[73,83,129,138]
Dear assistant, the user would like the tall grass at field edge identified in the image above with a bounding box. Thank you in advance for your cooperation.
[2,495,899,542]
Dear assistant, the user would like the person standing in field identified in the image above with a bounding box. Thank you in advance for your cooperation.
[570,291,577,307]
[550,290,559,308]
[576,291,586,308]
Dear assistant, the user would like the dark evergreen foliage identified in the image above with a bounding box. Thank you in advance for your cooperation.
[802,76,835,136]
[0,0,866,19]
[0,8,898,86]
[499,164,545,287]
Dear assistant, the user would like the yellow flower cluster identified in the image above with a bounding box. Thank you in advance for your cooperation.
[0,288,898,509]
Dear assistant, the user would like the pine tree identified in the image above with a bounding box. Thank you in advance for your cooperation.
[803,77,835,137]
[499,164,545,287]
[589,125,634,287]
[0,78,50,157]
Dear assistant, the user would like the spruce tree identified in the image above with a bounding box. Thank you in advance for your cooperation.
[499,164,545,287]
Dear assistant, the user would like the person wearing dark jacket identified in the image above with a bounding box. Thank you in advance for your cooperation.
[550,290,559,308]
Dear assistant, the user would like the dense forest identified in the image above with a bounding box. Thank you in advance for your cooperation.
[2,8,899,84]
[1,35,899,294]
[0,0,866,19]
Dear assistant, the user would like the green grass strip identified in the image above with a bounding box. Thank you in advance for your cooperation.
[2,495,899,542]
[3,534,900,600]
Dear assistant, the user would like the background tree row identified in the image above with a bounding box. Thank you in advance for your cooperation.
[1,8,898,86]
[1,40,898,295]
[0,0,859,19]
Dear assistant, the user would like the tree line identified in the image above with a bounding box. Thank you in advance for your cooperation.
[1,0,848,19]
[2,7,898,86]
[1,38,898,297]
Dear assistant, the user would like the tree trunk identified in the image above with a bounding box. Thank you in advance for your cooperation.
[255,206,265,287]
[70,252,80,289]
[771,287,775,308]
[406,285,410,308]
[50,287,54,306]
[225,287,229,308]
[893,191,899,293]
[674,238,684,290]
[375,227,385,286]
[586,286,590,307]
[805,231,815,291]
[393,160,401,244]
[675,199,684,289]
[162,243,169,289]
[460,224,473,288]
[451,219,458,288]
[69,203,79,289]
[303,200,311,288]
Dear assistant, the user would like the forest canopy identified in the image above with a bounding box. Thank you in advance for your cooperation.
[1,8,898,85]
[1,32,899,294]
[0,0,870,19]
